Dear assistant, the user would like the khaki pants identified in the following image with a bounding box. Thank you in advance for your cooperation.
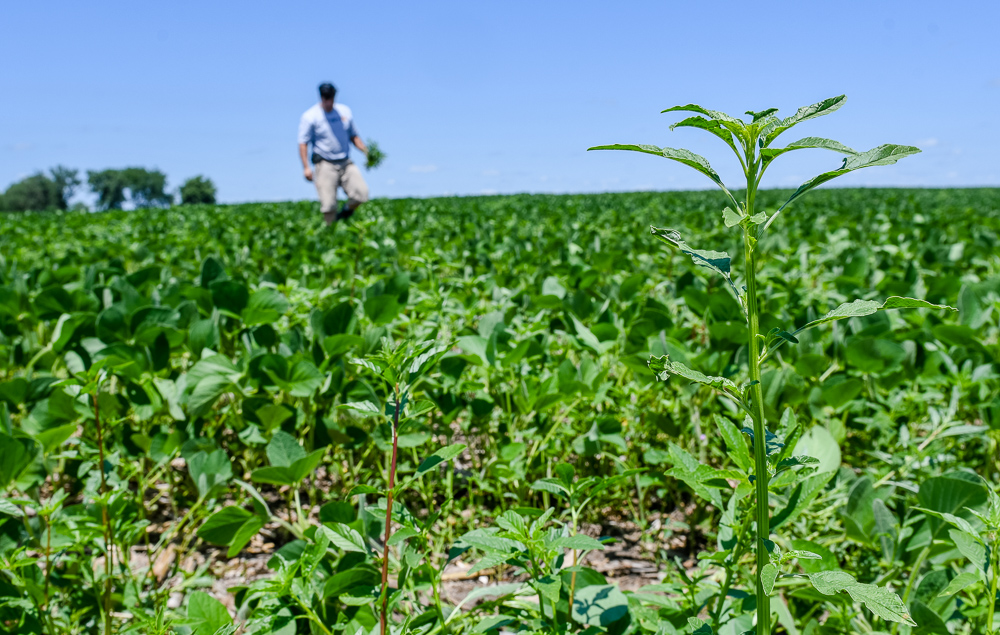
[314,159,369,223]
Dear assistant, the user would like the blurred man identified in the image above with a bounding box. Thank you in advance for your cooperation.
[298,82,369,225]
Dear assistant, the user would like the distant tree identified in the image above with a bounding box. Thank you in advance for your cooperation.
[179,175,217,205]
[50,165,81,207]
[0,173,63,212]
[87,167,172,210]
[87,169,128,210]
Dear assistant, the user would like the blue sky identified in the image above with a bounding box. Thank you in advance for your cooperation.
[1,0,998,205]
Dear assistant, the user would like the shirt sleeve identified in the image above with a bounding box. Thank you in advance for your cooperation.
[346,113,359,139]
[297,113,313,145]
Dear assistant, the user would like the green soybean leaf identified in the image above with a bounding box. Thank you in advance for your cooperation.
[242,287,289,326]
[0,433,36,488]
[474,616,516,633]
[289,449,327,483]
[761,95,848,146]
[571,583,629,626]
[197,507,265,558]
[187,449,233,500]
[186,591,232,635]
[266,431,306,468]
[794,296,956,336]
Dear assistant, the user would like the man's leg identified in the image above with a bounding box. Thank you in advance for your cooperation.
[337,161,369,220]
[313,161,341,225]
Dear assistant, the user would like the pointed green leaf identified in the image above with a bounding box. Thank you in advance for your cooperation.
[760,136,859,163]
[322,523,369,553]
[771,144,921,221]
[761,95,847,146]
[387,526,420,546]
[550,534,605,551]
[669,116,739,153]
[808,570,915,626]
[531,478,570,498]
[417,443,467,475]
[570,315,606,353]
[650,227,743,309]
[938,571,983,595]
[339,400,381,416]
[715,415,751,472]
[746,108,779,122]
[722,207,742,227]
[649,355,740,396]
[949,528,988,573]
[761,563,778,596]
[650,227,731,275]
[794,296,956,335]
[587,144,731,195]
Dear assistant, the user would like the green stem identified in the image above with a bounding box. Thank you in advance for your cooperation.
[567,508,580,624]
[987,543,998,634]
[744,162,771,635]
[93,392,115,635]
[380,388,401,635]
[294,595,334,635]
[892,545,930,635]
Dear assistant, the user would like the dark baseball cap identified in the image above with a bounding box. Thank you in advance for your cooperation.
[319,82,336,98]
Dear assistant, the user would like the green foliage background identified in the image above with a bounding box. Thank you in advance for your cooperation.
[0,188,998,633]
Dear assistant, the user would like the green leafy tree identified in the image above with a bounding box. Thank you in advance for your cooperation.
[179,175,217,205]
[50,165,81,207]
[1,173,62,211]
[87,167,172,210]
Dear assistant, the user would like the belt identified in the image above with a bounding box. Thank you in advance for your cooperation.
[312,153,351,165]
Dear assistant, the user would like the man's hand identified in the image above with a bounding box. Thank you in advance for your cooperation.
[298,143,313,181]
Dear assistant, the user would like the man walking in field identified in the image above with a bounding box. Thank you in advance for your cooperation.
[298,82,369,225]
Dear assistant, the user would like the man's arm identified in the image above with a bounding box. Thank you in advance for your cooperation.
[299,143,313,181]
[352,136,367,156]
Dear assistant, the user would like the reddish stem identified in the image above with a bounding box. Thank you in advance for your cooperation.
[380,390,401,635]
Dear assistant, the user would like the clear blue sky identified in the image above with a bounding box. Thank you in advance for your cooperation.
[1,1,997,205]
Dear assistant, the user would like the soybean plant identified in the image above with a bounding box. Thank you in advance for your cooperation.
[591,95,956,634]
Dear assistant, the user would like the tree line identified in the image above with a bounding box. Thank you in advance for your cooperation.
[0,167,217,212]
